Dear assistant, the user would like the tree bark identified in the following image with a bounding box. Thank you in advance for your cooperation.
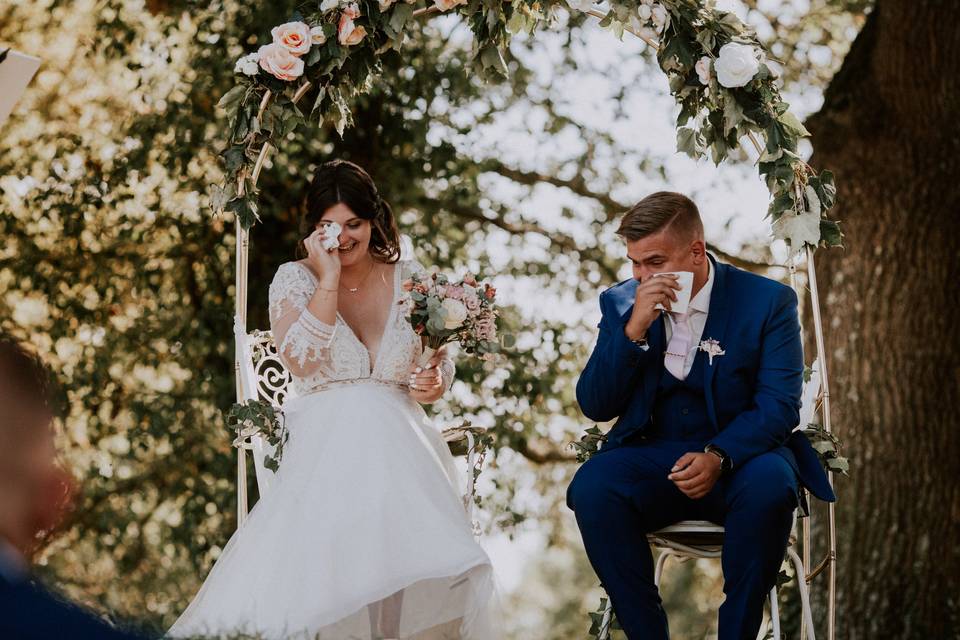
[805,1,960,637]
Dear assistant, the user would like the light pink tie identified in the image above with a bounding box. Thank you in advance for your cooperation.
[665,312,691,380]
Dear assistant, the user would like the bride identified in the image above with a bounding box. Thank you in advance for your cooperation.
[168,159,498,639]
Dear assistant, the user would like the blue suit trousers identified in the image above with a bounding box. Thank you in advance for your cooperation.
[567,439,798,640]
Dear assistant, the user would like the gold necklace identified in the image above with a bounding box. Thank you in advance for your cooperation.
[340,260,376,293]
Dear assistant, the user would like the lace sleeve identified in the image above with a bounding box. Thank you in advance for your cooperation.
[269,263,338,377]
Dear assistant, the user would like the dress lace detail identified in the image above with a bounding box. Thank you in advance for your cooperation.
[267,259,455,398]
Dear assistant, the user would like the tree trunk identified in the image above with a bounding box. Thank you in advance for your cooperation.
[805,1,960,637]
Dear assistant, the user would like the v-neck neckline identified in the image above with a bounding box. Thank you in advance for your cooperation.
[293,260,400,374]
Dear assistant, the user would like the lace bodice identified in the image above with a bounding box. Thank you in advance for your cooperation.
[268,259,453,397]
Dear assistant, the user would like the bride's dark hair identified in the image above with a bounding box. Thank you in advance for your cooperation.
[298,159,401,263]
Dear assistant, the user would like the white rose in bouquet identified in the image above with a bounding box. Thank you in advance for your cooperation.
[715,42,760,88]
[234,53,260,76]
[441,298,469,330]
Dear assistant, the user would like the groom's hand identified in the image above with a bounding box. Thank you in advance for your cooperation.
[668,452,722,499]
[624,275,681,341]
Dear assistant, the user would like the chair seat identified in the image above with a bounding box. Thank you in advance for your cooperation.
[647,520,725,550]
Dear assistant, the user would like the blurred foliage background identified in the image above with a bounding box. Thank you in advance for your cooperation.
[8,0,932,638]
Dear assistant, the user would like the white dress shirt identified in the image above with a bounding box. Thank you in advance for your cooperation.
[664,260,715,378]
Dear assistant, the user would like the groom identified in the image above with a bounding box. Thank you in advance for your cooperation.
[567,192,835,639]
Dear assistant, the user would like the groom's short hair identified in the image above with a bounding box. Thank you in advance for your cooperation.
[616,192,703,243]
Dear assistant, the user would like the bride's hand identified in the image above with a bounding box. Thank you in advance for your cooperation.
[408,349,446,403]
[304,227,341,288]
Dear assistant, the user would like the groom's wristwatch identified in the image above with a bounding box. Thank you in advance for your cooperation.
[705,445,732,472]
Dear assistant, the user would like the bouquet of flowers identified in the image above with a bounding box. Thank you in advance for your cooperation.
[401,270,501,366]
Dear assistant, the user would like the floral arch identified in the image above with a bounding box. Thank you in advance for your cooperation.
[213,1,842,637]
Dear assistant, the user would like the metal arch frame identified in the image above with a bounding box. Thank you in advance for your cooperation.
[227,9,838,637]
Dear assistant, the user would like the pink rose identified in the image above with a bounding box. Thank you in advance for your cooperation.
[338,8,367,46]
[379,0,396,10]
[257,43,305,81]
[463,292,481,312]
[445,285,464,300]
[271,21,312,56]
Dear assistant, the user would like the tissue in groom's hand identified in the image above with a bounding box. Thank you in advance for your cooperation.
[0,50,41,127]
[653,271,694,314]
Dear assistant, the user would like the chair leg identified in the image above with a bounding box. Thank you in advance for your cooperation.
[787,547,816,640]
[598,599,613,640]
[654,550,673,588]
[768,586,781,640]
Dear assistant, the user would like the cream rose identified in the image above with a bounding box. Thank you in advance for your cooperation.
[441,298,468,330]
[695,55,711,85]
[638,4,652,20]
[271,21,312,56]
[257,43,305,81]
[310,26,327,45]
[715,42,760,88]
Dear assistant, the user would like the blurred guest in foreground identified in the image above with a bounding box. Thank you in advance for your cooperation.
[0,336,150,639]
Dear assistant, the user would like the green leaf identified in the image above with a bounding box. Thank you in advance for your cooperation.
[819,219,843,247]
[772,210,821,249]
[226,195,260,229]
[676,127,703,159]
[479,45,508,77]
[220,145,247,173]
[390,3,414,33]
[208,184,228,213]
[778,111,810,138]
[722,92,744,137]
[216,85,247,113]
[767,190,795,220]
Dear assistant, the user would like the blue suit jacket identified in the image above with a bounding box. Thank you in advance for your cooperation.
[0,574,151,640]
[576,257,835,502]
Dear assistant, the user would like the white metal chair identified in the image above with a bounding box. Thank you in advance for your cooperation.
[595,366,824,640]
[231,327,483,529]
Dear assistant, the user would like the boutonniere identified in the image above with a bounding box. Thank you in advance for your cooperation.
[699,338,725,365]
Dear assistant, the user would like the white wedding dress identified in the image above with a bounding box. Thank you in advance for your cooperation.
[168,259,498,639]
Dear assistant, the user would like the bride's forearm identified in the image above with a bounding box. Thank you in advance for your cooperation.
[306,283,338,325]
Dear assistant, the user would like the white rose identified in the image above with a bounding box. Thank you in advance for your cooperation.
[441,298,468,330]
[234,52,260,76]
[310,26,327,45]
[715,42,760,88]
[638,4,652,20]
[257,42,304,81]
[271,21,312,56]
[695,55,711,85]
[320,0,339,13]
[651,4,669,30]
